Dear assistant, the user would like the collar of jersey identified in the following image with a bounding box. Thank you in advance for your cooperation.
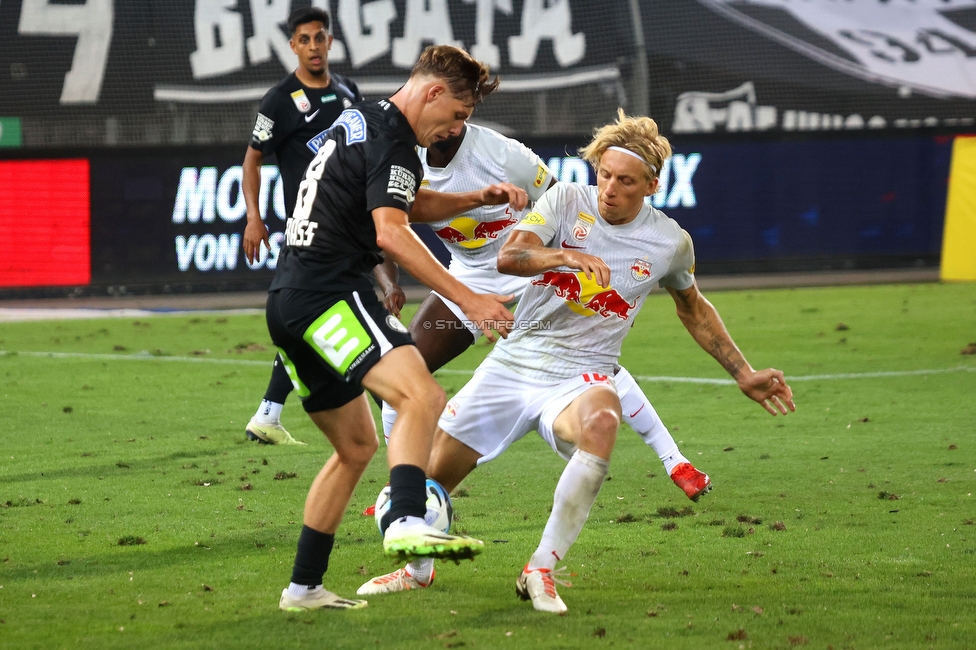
[422,126,472,176]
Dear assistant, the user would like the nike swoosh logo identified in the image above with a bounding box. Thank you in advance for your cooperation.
[304,109,320,123]
[560,240,585,249]
[629,403,645,418]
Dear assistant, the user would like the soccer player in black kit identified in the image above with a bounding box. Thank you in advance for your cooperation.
[241,7,403,445]
[269,45,528,611]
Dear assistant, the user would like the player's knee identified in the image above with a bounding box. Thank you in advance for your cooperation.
[336,432,379,469]
[404,377,446,418]
[578,408,620,458]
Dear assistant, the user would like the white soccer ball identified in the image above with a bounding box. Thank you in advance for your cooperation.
[374,478,453,535]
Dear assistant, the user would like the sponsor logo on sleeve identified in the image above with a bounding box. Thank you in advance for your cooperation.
[387,165,417,204]
[534,163,549,188]
[290,89,311,113]
[342,98,352,108]
[520,212,546,226]
[252,113,274,142]
[572,212,596,241]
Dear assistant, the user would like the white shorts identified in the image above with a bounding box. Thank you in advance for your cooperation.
[431,259,529,341]
[438,359,617,464]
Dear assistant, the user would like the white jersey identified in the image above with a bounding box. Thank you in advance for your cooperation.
[421,124,552,271]
[489,182,696,381]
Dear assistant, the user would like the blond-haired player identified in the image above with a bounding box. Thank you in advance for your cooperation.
[360,110,795,613]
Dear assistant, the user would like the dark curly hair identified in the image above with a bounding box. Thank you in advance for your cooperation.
[287,7,330,35]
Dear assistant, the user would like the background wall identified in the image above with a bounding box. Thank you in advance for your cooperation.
[0,0,973,295]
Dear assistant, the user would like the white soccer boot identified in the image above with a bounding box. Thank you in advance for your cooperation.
[278,587,366,611]
[245,418,306,446]
[356,566,435,595]
[516,565,570,614]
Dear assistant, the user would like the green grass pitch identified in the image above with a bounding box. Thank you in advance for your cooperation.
[1,282,974,649]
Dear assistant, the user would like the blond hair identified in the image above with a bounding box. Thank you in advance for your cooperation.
[580,109,672,181]
[411,45,499,105]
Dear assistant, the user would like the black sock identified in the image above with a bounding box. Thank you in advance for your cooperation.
[380,464,427,533]
[290,525,334,587]
[265,356,293,404]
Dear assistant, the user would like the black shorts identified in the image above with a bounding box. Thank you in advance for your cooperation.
[266,287,414,412]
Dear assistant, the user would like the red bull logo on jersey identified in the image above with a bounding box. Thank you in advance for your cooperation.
[433,210,519,249]
[532,271,637,320]
[630,258,652,281]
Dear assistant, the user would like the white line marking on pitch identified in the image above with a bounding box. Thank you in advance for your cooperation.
[2,350,974,384]
[0,350,268,366]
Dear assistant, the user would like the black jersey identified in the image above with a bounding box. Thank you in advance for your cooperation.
[269,99,424,294]
[249,71,362,219]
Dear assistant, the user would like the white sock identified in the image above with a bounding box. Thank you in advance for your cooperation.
[381,401,398,446]
[286,582,321,598]
[406,558,434,585]
[528,450,608,571]
[253,400,283,425]
[616,368,688,475]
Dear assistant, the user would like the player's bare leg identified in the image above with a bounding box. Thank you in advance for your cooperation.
[519,385,621,614]
[304,398,380,532]
[358,429,482,595]
[615,367,711,501]
[363,346,485,561]
[381,294,474,443]
[280,394,377,610]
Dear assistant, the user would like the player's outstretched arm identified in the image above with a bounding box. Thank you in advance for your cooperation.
[373,207,514,340]
[409,184,528,223]
[497,231,611,287]
[665,283,795,416]
[242,146,270,264]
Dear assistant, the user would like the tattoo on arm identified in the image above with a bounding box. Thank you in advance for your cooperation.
[512,248,533,274]
[693,304,745,379]
[707,335,744,378]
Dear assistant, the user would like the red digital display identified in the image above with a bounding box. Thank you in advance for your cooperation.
[0,159,91,287]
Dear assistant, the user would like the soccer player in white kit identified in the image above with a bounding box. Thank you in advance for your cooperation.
[363,110,796,612]
[379,122,712,504]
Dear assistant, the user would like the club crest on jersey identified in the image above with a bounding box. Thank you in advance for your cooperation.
[386,315,408,333]
[343,98,352,108]
[631,258,653,281]
[444,400,459,419]
[573,212,596,241]
[290,89,311,113]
